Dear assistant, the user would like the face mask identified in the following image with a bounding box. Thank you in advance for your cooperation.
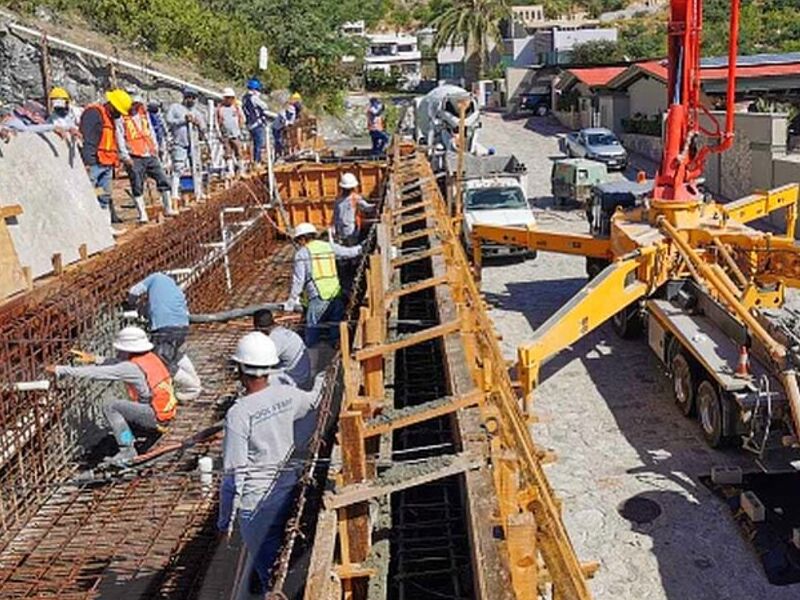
[54,107,69,117]
[185,98,196,108]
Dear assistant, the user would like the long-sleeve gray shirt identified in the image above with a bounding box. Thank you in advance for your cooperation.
[333,194,375,243]
[55,360,151,401]
[289,241,361,304]
[114,112,160,160]
[269,326,312,390]
[217,373,323,531]
[165,103,206,148]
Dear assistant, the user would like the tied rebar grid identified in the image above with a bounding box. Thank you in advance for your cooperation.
[389,176,475,600]
[0,176,296,598]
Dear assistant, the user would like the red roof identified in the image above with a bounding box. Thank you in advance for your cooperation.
[567,66,627,87]
[634,59,800,82]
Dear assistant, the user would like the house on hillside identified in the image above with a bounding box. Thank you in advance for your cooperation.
[553,66,627,129]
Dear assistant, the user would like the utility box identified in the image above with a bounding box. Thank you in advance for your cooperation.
[741,491,766,523]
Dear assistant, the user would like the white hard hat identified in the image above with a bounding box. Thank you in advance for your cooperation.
[293,222,317,239]
[113,326,154,353]
[222,87,236,98]
[340,173,359,189]
[231,332,279,375]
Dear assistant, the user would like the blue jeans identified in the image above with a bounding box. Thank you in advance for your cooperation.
[304,296,345,347]
[89,164,114,209]
[370,130,389,155]
[273,127,284,156]
[239,478,296,586]
[250,126,266,163]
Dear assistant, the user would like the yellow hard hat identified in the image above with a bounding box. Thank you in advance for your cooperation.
[49,87,70,101]
[290,92,302,102]
[105,88,133,116]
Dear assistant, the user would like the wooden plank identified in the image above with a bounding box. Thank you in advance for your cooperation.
[0,204,23,219]
[394,227,439,244]
[304,509,339,600]
[363,390,483,437]
[391,246,444,269]
[386,274,449,303]
[325,453,481,509]
[0,219,27,299]
[354,319,462,361]
[339,411,370,563]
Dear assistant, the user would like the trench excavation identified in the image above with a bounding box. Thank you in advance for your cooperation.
[0,178,298,598]
[389,185,475,599]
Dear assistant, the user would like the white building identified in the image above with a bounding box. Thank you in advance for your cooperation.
[364,33,422,88]
[342,20,366,36]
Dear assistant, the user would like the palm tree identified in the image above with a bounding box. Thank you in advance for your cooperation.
[431,0,511,78]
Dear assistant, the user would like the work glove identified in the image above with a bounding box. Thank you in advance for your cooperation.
[283,299,300,313]
[70,349,97,364]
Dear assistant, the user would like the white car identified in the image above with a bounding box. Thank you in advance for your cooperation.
[462,179,536,259]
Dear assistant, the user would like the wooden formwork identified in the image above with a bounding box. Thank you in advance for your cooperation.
[284,116,326,155]
[274,160,388,230]
[305,146,597,599]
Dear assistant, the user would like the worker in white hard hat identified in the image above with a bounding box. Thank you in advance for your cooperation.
[284,222,361,347]
[216,87,245,176]
[218,331,323,592]
[46,326,177,466]
[332,172,375,246]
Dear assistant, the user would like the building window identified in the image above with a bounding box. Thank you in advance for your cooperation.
[439,63,465,80]
[398,44,414,53]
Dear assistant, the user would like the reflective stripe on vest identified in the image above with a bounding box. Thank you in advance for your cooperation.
[123,107,156,157]
[126,352,177,422]
[307,240,341,302]
[87,103,119,166]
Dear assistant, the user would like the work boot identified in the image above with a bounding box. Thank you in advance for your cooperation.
[108,198,124,224]
[133,196,149,223]
[161,190,178,217]
[102,446,137,468]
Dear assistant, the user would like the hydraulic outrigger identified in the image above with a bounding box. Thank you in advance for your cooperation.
[472,0,800,452]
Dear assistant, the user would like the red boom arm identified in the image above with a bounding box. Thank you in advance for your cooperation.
[653,0,741,202]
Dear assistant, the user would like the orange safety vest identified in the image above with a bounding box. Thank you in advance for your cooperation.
[123,106,157,157]
[86,103,119,166]
[126,352,177,422]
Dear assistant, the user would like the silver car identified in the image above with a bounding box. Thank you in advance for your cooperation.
[563,127,629,171]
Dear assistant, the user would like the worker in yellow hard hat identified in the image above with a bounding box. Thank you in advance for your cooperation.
[79,88,133,231]
[47,87,79,130]
[289,91,303,119]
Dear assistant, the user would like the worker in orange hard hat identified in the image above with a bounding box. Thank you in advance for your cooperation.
[79,88,132,231]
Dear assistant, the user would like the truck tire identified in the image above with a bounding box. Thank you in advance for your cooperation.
[611,304,642,339]
[670,352,695,417]
[696,380,724,448]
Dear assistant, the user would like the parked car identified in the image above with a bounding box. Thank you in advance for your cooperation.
[518,92,551,116]
[551,158,608,206]
[561,127,628,170]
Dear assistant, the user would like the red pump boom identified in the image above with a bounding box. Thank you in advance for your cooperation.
[653,0,741,202]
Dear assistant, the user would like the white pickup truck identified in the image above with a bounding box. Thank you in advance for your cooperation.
[446,153,536,259]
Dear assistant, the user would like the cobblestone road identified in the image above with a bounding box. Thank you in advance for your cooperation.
[477,112,800,600]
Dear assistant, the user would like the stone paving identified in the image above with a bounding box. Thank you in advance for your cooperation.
[477,112,800,600]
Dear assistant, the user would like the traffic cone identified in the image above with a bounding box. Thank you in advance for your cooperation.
[735,345,750,377]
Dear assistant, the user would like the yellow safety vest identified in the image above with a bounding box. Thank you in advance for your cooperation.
[306,240,341,302]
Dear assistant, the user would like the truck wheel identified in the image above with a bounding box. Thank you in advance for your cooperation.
[670,352,695,417]
[696,380,724,448]
[611,304,642,339]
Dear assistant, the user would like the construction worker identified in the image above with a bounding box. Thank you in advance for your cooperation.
[285,222,361,347]
[127,272,201,400]
[47,87,80,131]
[116,92,173,222]
[218,332,322,590]
[46,326,177,466]
[2,101,62,135]
[367,97,389,156]
[241,78,276,163]
[147,100,169,161]
[216,87,245,175]
[80,89,132,226]
[166,87,206,202]
[333,172,375,246]
[290,92,303,119]
[253,309,312,390]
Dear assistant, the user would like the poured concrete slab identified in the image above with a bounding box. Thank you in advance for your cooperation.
[0,131,114,287]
